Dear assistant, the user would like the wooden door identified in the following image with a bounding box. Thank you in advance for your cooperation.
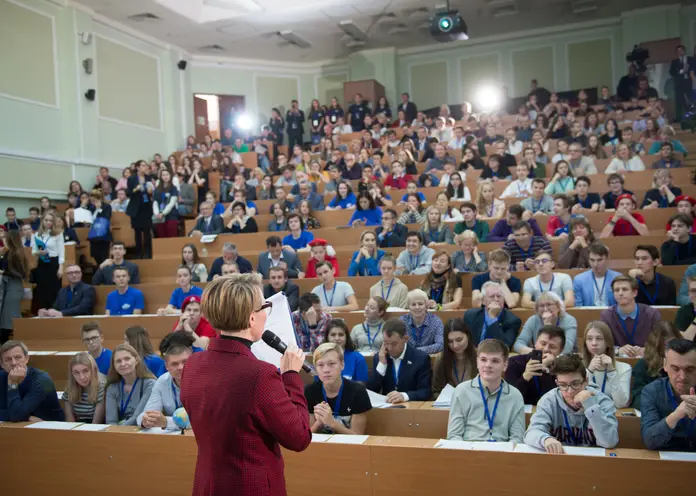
[193,96,209,143]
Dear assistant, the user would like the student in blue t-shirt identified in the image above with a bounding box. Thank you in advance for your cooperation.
[399,180,427,204]
[157,266,203,315]
[349,193,383,227]
[80,322,112,375]
[327,182,357,210]
[324,319,369,382]
[205,191,226,216]
[125,325,166,377]
[104,267,145,316]
[282,213,315,251]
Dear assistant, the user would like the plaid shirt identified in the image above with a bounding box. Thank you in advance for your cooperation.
[503,236,552,271]
[399,313,444,354]
[292,310,332,351]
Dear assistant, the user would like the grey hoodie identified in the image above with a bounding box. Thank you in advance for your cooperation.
[524,385,619,449]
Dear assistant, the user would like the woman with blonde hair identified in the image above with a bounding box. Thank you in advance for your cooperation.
[124,326,166,377]
[419,252,463,311]
[581,321,632,408]
[420,205,454,246]
[398,289,444,353]
[605,142,646,173]
[63,352,106,423]
[30,211,65,314]
[631,321,682,410]
[451,231,488,273]
[475,180,505,220]
[641,169,680,208]
[104,344,156,425]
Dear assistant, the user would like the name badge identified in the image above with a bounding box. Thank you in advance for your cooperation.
[331,115,337,123]
[292,123,298,129]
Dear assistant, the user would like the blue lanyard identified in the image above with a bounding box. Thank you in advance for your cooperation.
[409,255,420,270]
[381,279,395,300]
[593,372,608,394]
[533,376,542,396]
[453,362,465,384]
[618,306,640,345]
[665,380,696,437]
[562,410,581,446]
[430,286,445,304]
[577,195,592,208]
[638,277,659,305]
[591,273,608,302]
[481,313,500,342]
[322,379,344,419]
[171,380,180,410]
[323,283,337,307]
[518,243,534,260]
[429,229,440,242]
[559,177,571,191]
[391,359,401,387]
[539,275,554,295]
[362,322,382,350]
[478,377,503,441]
[119,378,140,420]
[531,198,542,213]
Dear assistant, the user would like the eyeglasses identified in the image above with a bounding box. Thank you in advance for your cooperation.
[534,259,553,265]
[82,336,100,344]
[66,271,81,276]
[556,380,584,391]
[254,301,273,316]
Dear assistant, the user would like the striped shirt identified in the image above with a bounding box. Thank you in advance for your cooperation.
[502,237,552,271]
[62,377,106,423]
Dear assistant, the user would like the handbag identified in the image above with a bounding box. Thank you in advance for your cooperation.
[87,217,111,241]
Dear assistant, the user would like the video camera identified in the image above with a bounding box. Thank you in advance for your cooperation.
[626,45,650,73]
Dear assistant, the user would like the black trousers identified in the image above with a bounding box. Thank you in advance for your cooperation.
[31,257,60,314]
[134,227,152,259]
[675,80,691,121]
[90,240,111,266]
[288,134,303,151]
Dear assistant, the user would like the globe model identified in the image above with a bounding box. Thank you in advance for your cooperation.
[173,407,190,430]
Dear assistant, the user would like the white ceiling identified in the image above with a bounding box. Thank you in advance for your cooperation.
[74,0,683,63]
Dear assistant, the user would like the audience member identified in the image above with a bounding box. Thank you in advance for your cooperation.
[453,202,490,241]
[661,214,696,265]
[104,344,156,425]
[557,218,597,269]
[257,236,304,279]
[572,243,620,307]
[348,231,384,276]
[571,176,601,213]
[503,221,553,271]
[521,251,574,309]
[172,296,217,350]
[675,277,696,341]
[323,320,368,382]
[629,245,677,306]
[327,182,357,210]
[375,209,408,248]
[464,282,522,349]
[601,174,633,211]
[62,352,105,424]
[92,242,140,285]
[451,231,488,273]
[369,256,409,309]
[158,266,203,315]
[396,232,435,275]
[207,243,252,280]
[104,267,144,316]
[642,169,680,208]
[80,322,112,375]
[282,213,314,251]
[126,161,154,259]
[3,207,22,231]
[0,231,29,341]
[419,251,463,310]
[582,321,632,408]
[263,267,299,312]
[488,205,543,242]
[515,292,578,354]
[223,202,258,234]
[421,206,453,245]
[471,249,521,308]
[305,239,339,278]
[311,261,358,312]
[600,194,649,237]
[125,326,166,377]
[632,322,682,410]
[350,297,388,353]
[188,201,223,236]
[521,178,554,215]
[678,264,696,305]
[432,318,477,395]
[399,289,444,354]
[30,212,65,314]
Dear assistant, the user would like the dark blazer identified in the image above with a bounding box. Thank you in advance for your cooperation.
[257,249,303,279]
[366,344,432,401]
[125,174,153,219]
[670,56,694,85]
[375,224,408,248]
[463,308,522,350]
[400,101,418,122]
[207,255,253,280]
[181,338,311,496]
[52,281,96,316]
[264,281,300,312]
[188,215,224,236]
[292,192,324,212]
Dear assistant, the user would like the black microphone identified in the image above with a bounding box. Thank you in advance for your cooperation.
[262,330,314,374]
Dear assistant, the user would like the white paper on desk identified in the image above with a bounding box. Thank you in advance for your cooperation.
[435,440,514,452]
[367,390,391,408]
[513,443,546,454]
[635,409,642,418]
[659,451,696,462]
[200,234,217,244]
[327,434,369,445]
[251,292,299,369]
[524,405,534,414]
[433,384,455,408]
[311,433,333,443]
[30,351,57,355]
[25,421,82,430]
[74,424,109,432]
[564,446,606,457]
[73,208,93,224]
[139,427,180,435]
[54,351,81,356]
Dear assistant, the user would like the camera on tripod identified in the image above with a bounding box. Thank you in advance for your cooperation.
[626,45,650,73]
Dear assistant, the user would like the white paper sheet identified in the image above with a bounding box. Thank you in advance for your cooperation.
[327,435,369,445]
[513,443,546,454]
[524,405,534,414]
[139,428,181,435]
[56,391,63,399]
[74,424,109,432]
[659,451,696,462]
[73,208,93,224]
[311,433,333,443]
[367,390,390,408]
[635,409,642,418]
[564,447,606,457]
[199,234,218,244]
[434,440,515,452]
[25,422,82,430]
[251,292,299,369]
[433,384,455,408]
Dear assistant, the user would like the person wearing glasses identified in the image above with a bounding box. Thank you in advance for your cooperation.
[520,251,574,309]
[567,143,598,176]
[80,322,112,375]
[375,209,408,248]
[38,264,95,317]
[524,354,619,453]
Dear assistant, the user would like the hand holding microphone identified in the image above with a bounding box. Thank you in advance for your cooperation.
[262,330,313,374]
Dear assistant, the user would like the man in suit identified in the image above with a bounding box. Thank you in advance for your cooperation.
[463,282,521,350]
[208,243,253,280]
[573,242,621,307]
[400,92,417,123]
[37,264,95,317]
[670,45,693,121]
[375,209,408,248]
[286,99,305,151]
[188,202,224,237]
[257,236,304,279]
[291,181,324,212]
[367,318,432,403]
[263,267,299,312]
[181,274,311,496]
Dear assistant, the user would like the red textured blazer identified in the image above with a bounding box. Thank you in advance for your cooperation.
[181,337,311,496]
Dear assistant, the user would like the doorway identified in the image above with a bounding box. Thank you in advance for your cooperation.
[193,94,245,144]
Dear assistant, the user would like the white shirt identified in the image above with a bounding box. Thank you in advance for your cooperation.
[500,178,533,198]
[268,252,284,267]
[506,140,523,156]
[376,343,410,402]
[593,276,607,306]
[552,152,569,164]
[605,156,646,174]
[448,137,466,149]
[31,232,65,264]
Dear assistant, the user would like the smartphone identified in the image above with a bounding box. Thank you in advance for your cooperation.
[530,350,543,362]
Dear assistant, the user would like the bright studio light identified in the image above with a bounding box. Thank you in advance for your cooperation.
[236,114,253,130]
[475,86,501,111]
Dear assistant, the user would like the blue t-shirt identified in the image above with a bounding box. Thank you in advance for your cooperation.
[283,231,315,251]
[471,272,522,295]
[329,193,357,209]
[401,192,426,203]
[349,208,383,226]
[213,202,225,216]
[105,287,145,316]
[343,351,369,382]
[144,354,166,378]
[94,348,112,375]
[168,285,203,309]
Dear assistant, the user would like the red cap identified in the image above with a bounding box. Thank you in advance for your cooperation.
[308,238,328,248]
[614,193,637,209]
[181,295,201,312]
[675,195,696,207]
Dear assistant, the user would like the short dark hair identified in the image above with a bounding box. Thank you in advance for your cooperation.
[29,207,39,214]
[634,244,659,260]
[298,293,320,312]
[268,266,287,278]
[383,318,407,338]
[531,178,546,187]
[513,220,532,233]
[575,175,591,187]
[266,235,282,247]
[670,213,694,228]
[159,331,195,357]
[286,212,301,226]
[550,354,586,379]
[112,241,126,250]
[537,325,567,350]
[383,208,397,218]
[231,201,246,213]
[459,201,477,212]
[666,339,696,355]
[5,207,15,213]
[553,194,571,210]
[508,205,525,218]
[315,261,333,273]
[405,231,422,243]
[80,322,101,335]
[589,242,610,258]
[324,319,356,351]
[661,142,674,151]
[606,173,624,185]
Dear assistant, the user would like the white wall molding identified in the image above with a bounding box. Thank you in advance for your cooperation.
[0,147,110,169]
[0,187,68,199]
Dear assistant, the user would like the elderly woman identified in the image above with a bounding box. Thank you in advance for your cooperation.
[223,202,258,234]
[304,342,371,435]
[605,143,646,173]
[419,251,463,311]
[420,205,454,246]
[641,169,681,208]
[513,291,577,355]
[350,296,388,353]
[398,289,445,354]
[557,217,596,269]
[451,231,488,273]
[581,321,632,408]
